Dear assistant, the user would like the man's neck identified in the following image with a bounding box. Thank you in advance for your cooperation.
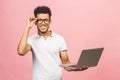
[38,31,51,39]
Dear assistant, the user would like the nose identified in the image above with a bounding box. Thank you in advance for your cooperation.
[42,21,45,24]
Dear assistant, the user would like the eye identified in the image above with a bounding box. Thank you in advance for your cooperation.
[36,19,42,23]
[37,19,42,21]
[44,19,49,22]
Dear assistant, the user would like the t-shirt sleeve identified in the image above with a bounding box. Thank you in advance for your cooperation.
[59,37,67,51]
[27,37,32,45]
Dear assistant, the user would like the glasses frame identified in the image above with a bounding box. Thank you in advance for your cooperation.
[36,18,50,24]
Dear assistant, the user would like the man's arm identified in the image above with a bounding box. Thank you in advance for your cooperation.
[60,50,70,64]
[60,50,73,71]
[17,17,37,56]
[17,27,31,56]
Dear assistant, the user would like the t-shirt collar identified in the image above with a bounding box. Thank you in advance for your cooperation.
[36,31,55,38]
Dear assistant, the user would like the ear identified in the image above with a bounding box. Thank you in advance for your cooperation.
[35,21,37,25]
[49,19,52,24]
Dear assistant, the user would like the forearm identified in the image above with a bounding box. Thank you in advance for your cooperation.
[17,27,30,55]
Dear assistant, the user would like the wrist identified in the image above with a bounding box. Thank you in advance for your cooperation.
[25,26,32,30]
[25,26,31,32]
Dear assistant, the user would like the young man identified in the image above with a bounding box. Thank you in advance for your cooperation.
[17,6,88,80]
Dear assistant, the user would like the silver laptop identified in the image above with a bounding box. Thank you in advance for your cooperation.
[60,47,104,70]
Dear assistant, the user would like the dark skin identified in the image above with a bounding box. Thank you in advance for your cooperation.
[17,13,88,71]
[60,50,88,71]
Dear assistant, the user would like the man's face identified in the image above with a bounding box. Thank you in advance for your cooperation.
[36,13,51,34]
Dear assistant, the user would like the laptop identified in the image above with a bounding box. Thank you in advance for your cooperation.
[60,47,104,70]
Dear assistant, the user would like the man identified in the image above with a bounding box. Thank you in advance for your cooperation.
[17,6,88,80]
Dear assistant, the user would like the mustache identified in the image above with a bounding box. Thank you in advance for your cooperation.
[39,24,48,26]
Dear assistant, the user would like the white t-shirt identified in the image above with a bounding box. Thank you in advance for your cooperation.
[28,31,67,80]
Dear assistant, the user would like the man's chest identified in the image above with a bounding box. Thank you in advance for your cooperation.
[31,38,61,53]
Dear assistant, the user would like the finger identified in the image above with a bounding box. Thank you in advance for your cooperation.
[80,66,86,70]
[30,17,37,23]
[83,66,89,70]
[33,19,37,24]
[80,68,83,70]
[65,68,73,71]
[29,16,33,20]
[32,17,37,20]
[86,66,89,68]
[83,66,88,68]
[29,16,36,21]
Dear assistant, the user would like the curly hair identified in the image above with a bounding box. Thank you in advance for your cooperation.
[34,6,52,18]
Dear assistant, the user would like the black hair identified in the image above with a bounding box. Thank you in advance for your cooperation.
[34,6,52,18]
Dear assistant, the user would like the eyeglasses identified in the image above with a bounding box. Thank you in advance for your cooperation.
[36,19,50,24]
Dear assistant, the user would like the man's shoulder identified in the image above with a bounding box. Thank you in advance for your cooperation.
[28,33,39,40]
[52,32,66,43]
[53,32,64,39]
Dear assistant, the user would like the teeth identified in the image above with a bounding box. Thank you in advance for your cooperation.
[41,26,46,30]
[41,27,45,28]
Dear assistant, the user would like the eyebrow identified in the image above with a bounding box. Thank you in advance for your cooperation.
[37,18,49,19]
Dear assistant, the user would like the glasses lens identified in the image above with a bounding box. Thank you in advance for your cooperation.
[44,19,49,23]
[37,19,49,24]
[37,19,42,23]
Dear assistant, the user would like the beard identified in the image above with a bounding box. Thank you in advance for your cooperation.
[38,29,48,34]
[37,24,49,34]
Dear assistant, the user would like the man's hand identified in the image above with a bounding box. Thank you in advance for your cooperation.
[74,66,89,71]
[64,66,89,72]
[26,16,37,29]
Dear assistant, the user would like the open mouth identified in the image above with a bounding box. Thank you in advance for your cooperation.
[41,26,46,29]
[39,26,47,31]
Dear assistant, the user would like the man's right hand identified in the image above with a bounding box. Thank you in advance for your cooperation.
[26,16,37,29]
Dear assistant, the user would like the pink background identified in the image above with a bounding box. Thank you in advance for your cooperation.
[0,0,120,80]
